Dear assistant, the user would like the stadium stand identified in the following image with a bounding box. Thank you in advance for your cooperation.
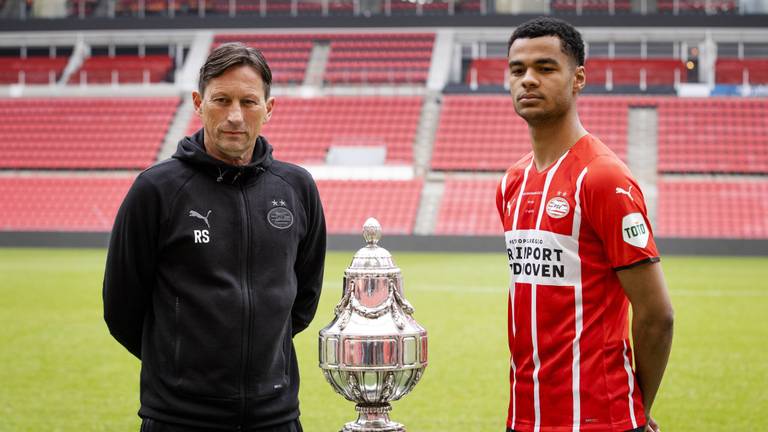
[550,0,632,13]
[324,33,434,84]
[434,177,500,235]
[432,95,628,171]
[316,179,423,234]
[0,176,133,231]
[187,96,422,164]
[68,0,99,17]
[585,58,686,88]
[213,32,434,85]
[389,0,449,13]
[227,0,322,15]
[1,19,766,247]
[108,0,483,16]
[657,0,738,13]
[213,34,313,84]
[465,57,685,88]
[715,58,768,85]
[657,179,768,238]
[0,177,423,234]
[657,98,768,174]
[0,97,179,169]
[67,54,174,85]
[0,55,68,85]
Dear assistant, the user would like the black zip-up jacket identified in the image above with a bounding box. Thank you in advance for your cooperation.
[103,130,326,430]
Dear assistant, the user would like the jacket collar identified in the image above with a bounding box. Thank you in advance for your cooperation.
[173,129,273,184]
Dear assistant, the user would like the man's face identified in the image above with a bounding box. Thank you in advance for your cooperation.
[507,36,584,125]
[193,64,274,163]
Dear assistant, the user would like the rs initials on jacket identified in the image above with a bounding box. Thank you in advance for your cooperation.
[189,209,211,244]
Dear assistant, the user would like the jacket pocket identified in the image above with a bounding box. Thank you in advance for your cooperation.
[173,294,242,399]
[250,323,291,397]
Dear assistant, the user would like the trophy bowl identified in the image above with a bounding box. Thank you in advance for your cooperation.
[319,217,428,432]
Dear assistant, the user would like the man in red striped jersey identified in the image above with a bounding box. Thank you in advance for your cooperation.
[496,17,674,432]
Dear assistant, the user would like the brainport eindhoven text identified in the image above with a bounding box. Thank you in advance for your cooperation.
[506,242,566,278]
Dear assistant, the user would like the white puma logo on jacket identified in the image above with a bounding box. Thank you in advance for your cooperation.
[189,210,212,228]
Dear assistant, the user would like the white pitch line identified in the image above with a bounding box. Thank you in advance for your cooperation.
[672,290,768,298]
[323,285,768,297]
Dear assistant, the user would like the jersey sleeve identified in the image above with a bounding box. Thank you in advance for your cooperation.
[581,157,660,270]
[496,175,505,224]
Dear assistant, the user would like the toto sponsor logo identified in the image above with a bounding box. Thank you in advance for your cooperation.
[545,197,570,219]
[267,207,294,229]
[621,212,649,248]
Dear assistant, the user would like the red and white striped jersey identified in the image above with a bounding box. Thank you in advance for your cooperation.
[496,134,660,432]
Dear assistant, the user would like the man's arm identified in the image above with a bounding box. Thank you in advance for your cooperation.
[291,178,326,337]
[617,261,674,430]
[103,175,161,358]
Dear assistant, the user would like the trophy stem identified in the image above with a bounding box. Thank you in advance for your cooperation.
[341,403,405,432]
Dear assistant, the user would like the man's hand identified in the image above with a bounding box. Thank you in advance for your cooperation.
[644,416,660,432]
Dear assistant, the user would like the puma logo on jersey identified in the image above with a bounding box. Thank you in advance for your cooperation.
[189,210,211,228]
[615,185,634,201]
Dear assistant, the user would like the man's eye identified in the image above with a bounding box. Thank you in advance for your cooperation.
[243,100,257,105]
[213,98,227,103]
[510,69,523,76]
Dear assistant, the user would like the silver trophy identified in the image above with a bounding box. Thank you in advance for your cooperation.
[319,217,428,432]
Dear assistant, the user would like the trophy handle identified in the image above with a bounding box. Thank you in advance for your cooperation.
[391,280,414,314]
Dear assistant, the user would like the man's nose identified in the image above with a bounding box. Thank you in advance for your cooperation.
[227,105,244,124]
[520,69,539,88]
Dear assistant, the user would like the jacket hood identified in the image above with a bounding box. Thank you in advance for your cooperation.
[173,129,274,184]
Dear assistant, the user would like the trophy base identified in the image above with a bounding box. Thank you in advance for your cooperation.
[340,403,406,432]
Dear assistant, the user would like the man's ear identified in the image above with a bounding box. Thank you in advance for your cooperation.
[573,65,586,95]
[192,91,203,116]
[264,96,276,124]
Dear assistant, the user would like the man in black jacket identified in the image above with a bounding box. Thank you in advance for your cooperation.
[103,42,326,432]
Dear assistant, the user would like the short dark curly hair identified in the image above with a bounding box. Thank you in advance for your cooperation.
[198,42,272,98]
[507,17,585,67]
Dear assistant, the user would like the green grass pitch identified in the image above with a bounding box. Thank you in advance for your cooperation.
[1,248,766,431]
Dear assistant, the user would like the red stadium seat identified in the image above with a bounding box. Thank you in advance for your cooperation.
[0,56,68,85]
[434,177,502,235]
[715,58,768,85]
[323,33,435,85]
[0,176,134,231]
[657,0,737,12]
[0,97,179,169]
[657,179,768,238]
[316,179,423,235]
[67,55,173,85]
[656,98,768,173]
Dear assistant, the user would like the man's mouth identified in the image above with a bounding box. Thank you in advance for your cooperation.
[518,93,542,101]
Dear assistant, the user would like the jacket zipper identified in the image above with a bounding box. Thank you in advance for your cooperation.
[238,180,252,430]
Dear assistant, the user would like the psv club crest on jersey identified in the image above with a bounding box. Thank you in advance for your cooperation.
[545,196,570,219]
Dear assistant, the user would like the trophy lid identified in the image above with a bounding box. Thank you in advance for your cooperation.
[347,217,399,274]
